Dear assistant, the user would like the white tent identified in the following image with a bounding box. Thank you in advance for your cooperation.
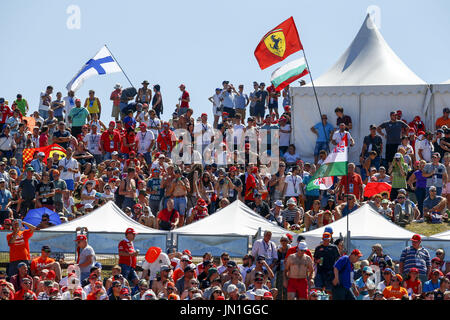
[42,201,164,234]
[430,229,450,240]
[301,204,423,260]
[290,14,435,163]
[172,200,296,257]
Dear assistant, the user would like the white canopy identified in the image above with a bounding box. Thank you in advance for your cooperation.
[442,79,450,84]
[42,201,164,234]
[173,200,296,241]
[310,14,425,86]
[429,229,450,241]
[301,204,424,260]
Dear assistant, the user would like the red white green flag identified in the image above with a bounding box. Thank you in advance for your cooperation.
[270,57,309,91]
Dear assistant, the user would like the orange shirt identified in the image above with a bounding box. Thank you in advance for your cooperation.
[30,256,55,275]
[7,229,33,262]
[383,285,408,299]
[436,116,450,129]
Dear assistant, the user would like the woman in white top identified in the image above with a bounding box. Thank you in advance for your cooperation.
[81,181,97,207]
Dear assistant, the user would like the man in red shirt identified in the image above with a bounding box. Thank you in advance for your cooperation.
[118,227,140,286]
[244,166,258,205]
[336,163,364,201]
[0,98,12,131]
[157,123,176,154]
[30,245,62,282]
[100,121,121,159]
[110,83,122,122]
[157,198,179,230]
[14,277,37,300]
[176,84,190,115]
[6,219,36,277]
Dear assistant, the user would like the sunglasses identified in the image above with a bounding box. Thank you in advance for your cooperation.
[167,287,174,290]
[113,284,121,288]
[222,258,229,261]
[392,278,400,282]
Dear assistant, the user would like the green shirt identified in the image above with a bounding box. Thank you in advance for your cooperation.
[391,162,409,188]
[69,107,90,127]
[14,99,28,116]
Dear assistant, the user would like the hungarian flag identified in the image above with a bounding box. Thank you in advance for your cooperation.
[22,144,67,170]
[254,16,303,70]
[306,135,348,191]
[271,57,309,91]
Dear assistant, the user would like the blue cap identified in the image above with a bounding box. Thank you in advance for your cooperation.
[94,262,102,269]
[363,266,373,274]
[384,268,395,275]
[324,227,333,234]
[215,88,222,91]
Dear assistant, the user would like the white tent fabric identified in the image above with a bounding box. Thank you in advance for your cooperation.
[42,201,164,234]
[309,14,425,86]
[173,200,296,241]
[301,204,423,260]
[442,79,450,84]
[290,14,435,163]
[429,229,450,241]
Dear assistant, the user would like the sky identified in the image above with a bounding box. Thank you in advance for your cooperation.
[0,0,449,123]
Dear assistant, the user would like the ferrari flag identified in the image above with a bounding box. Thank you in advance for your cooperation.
[254,16,303,70]
[22,144,67,170]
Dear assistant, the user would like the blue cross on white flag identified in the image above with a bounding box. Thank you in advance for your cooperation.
[66,45,122,92]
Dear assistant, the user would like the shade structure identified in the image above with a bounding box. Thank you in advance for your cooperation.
[301,203,425,260]
[24,207,61,228]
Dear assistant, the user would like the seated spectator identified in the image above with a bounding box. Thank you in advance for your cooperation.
[382,274,408,300]
[423,186,448,223]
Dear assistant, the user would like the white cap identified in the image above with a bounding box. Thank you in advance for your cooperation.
[287,198,296,205]
[227,284,238,293]
[394,153,402,159]
[254,289,267,297]
[114,83,122,89]
[274,200,284,207]
[297,241,308,251]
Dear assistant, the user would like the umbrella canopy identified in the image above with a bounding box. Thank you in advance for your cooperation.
[23,207,61,228]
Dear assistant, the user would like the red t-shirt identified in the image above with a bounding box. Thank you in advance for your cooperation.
[267,85,278,102]
[30,256,55,275]
[14,289,37,300]
[244,174,257,201]
[405,279,421,294]
[180,91,189,109]
[0,105,12,123]
[120,132,136,154]
[157,208,179,223]
[110,90,122,107]
[340,173,363,199]
[100,130,121,153]
[39,134,48,148]
[157,130,176,152]
[7,229,33,262]
[118,239,137,268]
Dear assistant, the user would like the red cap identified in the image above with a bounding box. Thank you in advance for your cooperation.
[263,291,273,298]
[409,267,419,274]
[410,234,421,242]
[3,218,11,224]
[47,270,56,280]
[279,116,287,121]
[201,113,208,117]
[109,121,116,127]
[396,274,403,282]
[179,84,186,88]
[284,105,291,111]
[417,130,425,136]
[197,199,207,208]
[396,110,402,115]
[182,249,192,258]
[222,112,229,117]
[229,166,237,172]
[245,143,250,149]
[74,234,87,242]
[125,227,137,235]
[73,288,83,295]
[322,232,332,240]
[432,257,442,264]
[251,166,258,174]
[140,122,147,128]
[286,233,293,241]
[351,249,363,257]
[167,281,175,288]
[49,287,58,294]
[120,287,129,295]
[215,295,225,300]
[75,99,81,103]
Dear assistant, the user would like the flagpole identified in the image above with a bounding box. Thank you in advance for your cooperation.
[104,44,135,89]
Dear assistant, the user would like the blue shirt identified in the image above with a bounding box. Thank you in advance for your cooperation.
[313,122,334,143]
[221,91,234,109]
[147,178,163,201]
[355,276,373,300]
[423,279,440,293]
[234,93,248,109]
[0,189,12,210]
[30,159,44,174]
[399,246,431,275]
[334,255,354,289]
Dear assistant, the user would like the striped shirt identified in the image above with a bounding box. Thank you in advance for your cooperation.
[399,246,431,275]
[281,208,303,224]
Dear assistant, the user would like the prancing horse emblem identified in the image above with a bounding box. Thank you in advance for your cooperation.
[264,29,286,57]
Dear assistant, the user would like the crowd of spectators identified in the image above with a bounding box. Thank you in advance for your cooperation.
[0,80,449,300]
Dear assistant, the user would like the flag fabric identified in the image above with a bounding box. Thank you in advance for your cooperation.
[270,57,309,91]
[22,144,67,170]
[254,16,303,70]
[308,176,335,191]
[306,135,348,191]
[66,45,122,92]
[363,182,392,198]
[22,116,36,132]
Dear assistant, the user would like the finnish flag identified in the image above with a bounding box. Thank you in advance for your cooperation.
[66,45,122,92]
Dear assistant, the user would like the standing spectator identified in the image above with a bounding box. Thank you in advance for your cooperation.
[313,232,340,293]
[152,84,163,119]
[311,114,334,165]
[58,147,79,193]
[51,92,65,122]
[283,166,303,203]
[136,122,155,165]
[209,88,223,129]
[194,113,214,154]
[378,111,410,165]
[74,234,96,281]
[251,231,278,271]
[18,167,39,217]
[416,131,434,162]
[0,125,16,163]
[332,123,355,147]
[336,163,363,202]
[407,160,427,217]
[0,98,12,132]
[249,81,259,118]
[399,234,431,283]
[83,124,102,165]
[331,249,363,300]
[266,84,280,120]
[68,99,90,138]
[254,83,268,124]
[6,219,36,277]
[110,84,122,121]
[435,107,450,129]
[176,84,190,116]
[234,84,249,122]
[100,121,121,160]
[282,85,291,107]
[388,153,409,200]
[423,152,447,196]
[361,124,383,170]
[118,228,139,287]
[38,86,53,119]
[53,122,71,150]
[84,90,102,119]
[62,90,78,123]
[157,123,176,155]
[12,94,29,116]
[136,80,152,105]
[334,106,352,131]
[284,241,314,300]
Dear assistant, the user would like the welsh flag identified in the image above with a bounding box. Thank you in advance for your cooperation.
[306,135,348,191]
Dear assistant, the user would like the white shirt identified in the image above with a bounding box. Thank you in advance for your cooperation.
[279,124,291,147]
[251,239,278,261]
[284,174,303,197]
[59,157,79,180]
[63,95,78,120]
[416,138,433,162]
[146,117,161,138]
[136,130,155,154]
[332,130,353,146]
[233,124,245,145]
[83,133,102,155]
[194,121,214,146]
[141,252,171,280]
[39,92,52,111]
